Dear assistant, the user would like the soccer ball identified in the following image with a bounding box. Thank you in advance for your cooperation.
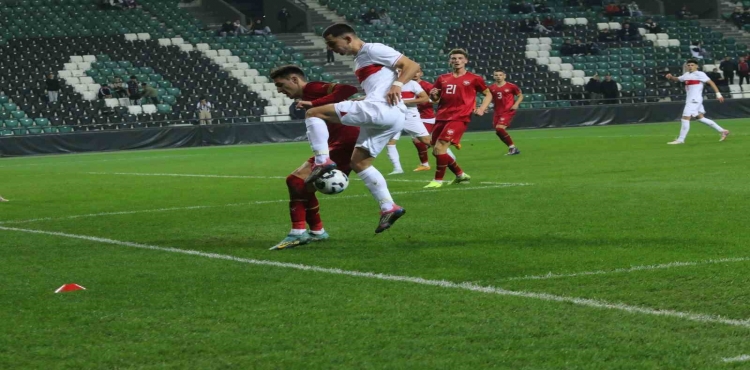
[313,170,349,195]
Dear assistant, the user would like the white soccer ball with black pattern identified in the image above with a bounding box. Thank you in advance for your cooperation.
[314,169,349,195]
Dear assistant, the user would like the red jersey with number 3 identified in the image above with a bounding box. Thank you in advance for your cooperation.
[416,80,435,120]
[303,81,360,147]
[489,82,521,116]
[433,72,488,123]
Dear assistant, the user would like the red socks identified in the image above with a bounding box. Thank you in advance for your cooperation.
[413,141,429,164]
[496,128,514,147]
[434,153,462,181]
[286,174,321,230]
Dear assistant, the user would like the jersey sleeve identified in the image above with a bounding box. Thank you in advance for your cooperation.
[513,84,522,95]
[410,81,425,94]
[310,83,358,107]
[677,73,689,82]
[369,43,403,67]
[474,76,488,92]
[432,76,443,90]
[697,72,710,82]
[420,81,434,92]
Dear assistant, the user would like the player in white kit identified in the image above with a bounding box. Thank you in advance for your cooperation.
[385,72,432,174]
[0,195,7,202]
[665,59,730,145]
[304,23,421,233]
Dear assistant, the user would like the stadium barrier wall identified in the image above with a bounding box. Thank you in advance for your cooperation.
[1,100,748,157]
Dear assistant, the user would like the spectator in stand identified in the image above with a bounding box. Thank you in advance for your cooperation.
[277,7,291,32]
[123,0,136,9]
[708,68,727,86]
[219,20,236,36]
[127,75,140,105]
[519,18,535,32]
[738,57,749,86]
[542,15,560,31]
[560,39,573,56]
[720,56,737,84]
[600,74,619,104]
[362,8,379,24]
[97,84,113,100]
[378,9,392,25]
[643,18,662,34]
[618,23,641,41]
[521,1,534,13]
[690,41,708,60]
[626,1,641,16]
[742,9,750,28]
[251,19,271,35]
[325,48,335,66]
[196,96,212,125]
[605,2,621,20]
[572,39,588,55]
[532,17,551,34]
[598,28,617,42]
[45,72,59,103]
[676,6,698,20]
[587,41,600,55]
[534,0,551,13]
[585,74,602,103]
[141,83,159,105]
[730,7,744,30]
[234,20,248,35]
[111,77,127,98]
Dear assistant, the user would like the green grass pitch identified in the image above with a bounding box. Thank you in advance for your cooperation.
[1,120,749,369]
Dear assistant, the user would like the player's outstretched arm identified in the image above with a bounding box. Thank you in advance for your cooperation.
[705,80,725,103]
[303,83,359,108]
[475,89,493,116]
[405,91,430,106]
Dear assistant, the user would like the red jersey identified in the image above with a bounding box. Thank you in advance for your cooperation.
[303,82,359,146]
[416,79,435,120]
[433,72,488,122]
[489,82,521,115]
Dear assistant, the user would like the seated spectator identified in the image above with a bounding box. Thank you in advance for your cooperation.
[731,7,744,30]
[531,17,551,34]
[219,20,236,36]
[598,28,617,42]
[690,41,709,60]
[605,2,620,19]
[542,16,561,31]
[234,20,248,35]
[251,19,271,35]
[361,8,379,24]
[534,0,551,13]
[196,96,213,125]
[618,23,641,41]
[378,9,392,25]
[123,0,136,9]
[97,84,113,100]
[587,41,600,55]
[585,74,602,102]
[643,18,662,34]
[572,39,588,55]
[626,1,642,16]
[560,39,574,56]
[111,77,127,98]
[521,1,534,13]
[677,6,698,20]
[140,82,159,105]
[519,18,535,32]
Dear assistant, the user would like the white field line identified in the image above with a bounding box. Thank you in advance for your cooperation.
[461,132,749,142]
[722,355,750,363]
[0,183,528,225]
[0,154,198,169]
[1,225,749,330]
[503,257,750,282]
[83,172,532,186]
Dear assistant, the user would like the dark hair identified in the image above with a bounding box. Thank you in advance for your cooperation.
[130,75,137,79]
[493,68,506,74]
[322,23,356,38]
[269,65,307,80]
[686,59,699,65]
[449,48,469,59]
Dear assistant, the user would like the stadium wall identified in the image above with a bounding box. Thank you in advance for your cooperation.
[1,100,748,157]
[661,0,719,19]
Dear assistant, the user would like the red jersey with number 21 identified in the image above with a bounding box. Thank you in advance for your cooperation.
[489,82,521,115]
[433,72,488,123]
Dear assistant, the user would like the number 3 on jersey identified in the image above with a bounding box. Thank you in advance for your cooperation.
[445,84,456,95]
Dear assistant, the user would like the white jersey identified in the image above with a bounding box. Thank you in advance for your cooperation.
[677,71,710,103]
[354,43,404,103]
[401,80,424,114]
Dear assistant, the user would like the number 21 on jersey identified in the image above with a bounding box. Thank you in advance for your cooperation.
[445,84,456,95]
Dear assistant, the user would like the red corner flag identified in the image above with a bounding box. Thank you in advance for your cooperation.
[55,284,86,293]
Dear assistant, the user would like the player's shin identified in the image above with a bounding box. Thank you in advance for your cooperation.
[678,119,690,142]
[496,128,515,147]
[305,193,324,233]
[386,145,403,172]
[413,140,429,165]
[357,166,395,211]
[698,117,725,132]
[305,116,330,164]
[286,175,309,234]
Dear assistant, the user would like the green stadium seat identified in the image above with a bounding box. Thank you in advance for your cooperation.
[11,111,25,119]
[34,118,50,127]
[4,120,19,128]
[157,104,172,113]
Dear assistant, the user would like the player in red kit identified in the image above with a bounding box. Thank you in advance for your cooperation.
[268,65,359,250]
[424,49,492,188]
[489,68,523,155]
[413,69,435,171]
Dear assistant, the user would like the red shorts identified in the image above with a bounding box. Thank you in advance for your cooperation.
[493,111,517,128]
[306,143,354,175]
[423,122,434,134]
[431,120,468,146]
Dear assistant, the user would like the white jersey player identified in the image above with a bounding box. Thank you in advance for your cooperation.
[303,23,421,234]
[0,195,7,202]
[385,76,432,175]
[665,59,730,144]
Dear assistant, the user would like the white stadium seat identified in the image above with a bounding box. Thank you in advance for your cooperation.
[730,85,741,93]
[221,63,235,70]
[235,62,249,70]
[259,91,274,100]
[263,83,276,91]
[82,55,96,62]
[538,44,551,52]
[136,33,151,40]
[158,38,172,46]
[668,39,680,47]
[656,40,669,47]
[548,64,561,72]
[218,49,232,56]
[87,84,101,92]
[525,51,537,59]
[571,77,585,86]
[212,56,227,64]
[528,38,540,45]
[275,115,291,122]
[231,70,245,79]
[170,38,184,45]
[563,18,576,26]
[82,91,97,101]
[63,77,79,84]
[559,70,573,79]
[526,44,540,51]
[269,97,284,106]
[560,63,573,71]
[732,92,743,99]
[704,64,716,71]
[128,106,143,115]
[178,44,194,52]
[245,69,259,77]
[249,83,265,91]
[78,77,94,84]
[124,33,137,41]
[76,62,91,71]
[70,56,83,63]
[537,51,550,58]
[608,22,621,30]
[104,98,120,108]
[261,116,275,122]
[575,18,588,25]
[656,33,669,40]
[58,70,72,78]
[142,104,157,114]
[196,43,210,51]
[203,50,218,57]
[744,92,750,98]
[539,37,552,45]
[645,34,657,41]
[535,57,549,65]
[597,23,609,30]
[71,70,85,77]
[549,57,562,64]
[253,76,268,83]
[240,77,254,86]
[742,85,750,92]
[64,63,78,70]
[73,84,87,93]
[264,106,279,115]
[638,28,647,36]
[226,56,240,63]
[118,98,130,106]
[572,70,585,78]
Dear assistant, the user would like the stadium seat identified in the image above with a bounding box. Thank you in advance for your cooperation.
[128,106,143,115]
[142,105,157,114]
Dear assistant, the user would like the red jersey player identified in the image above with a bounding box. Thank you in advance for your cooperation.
[412,69,435,171]
[489,68,523,155]
[424,49,492,188]
[268,65,359,250]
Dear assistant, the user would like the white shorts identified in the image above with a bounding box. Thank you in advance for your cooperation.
[334,100,406,157]
[682,101,705,117]
[392,111,430,141]
[422,118,435,124]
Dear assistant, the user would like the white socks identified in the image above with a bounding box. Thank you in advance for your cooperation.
[357,166,395,211]
[306,117,329,164]
[386,145,402,172]
[447,148,456,160]
[698,117,725,132]
[678,119,690,142]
